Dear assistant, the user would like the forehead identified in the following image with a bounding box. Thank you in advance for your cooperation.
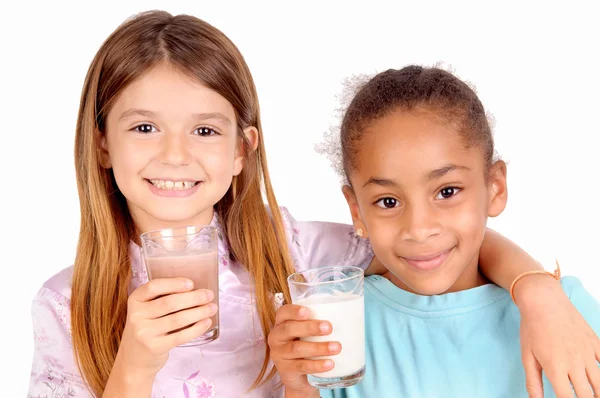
[109,65,237,122]
[352,110,484,182]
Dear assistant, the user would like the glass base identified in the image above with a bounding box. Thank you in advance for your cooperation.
[308,365,365,389]
[177,326,219,347]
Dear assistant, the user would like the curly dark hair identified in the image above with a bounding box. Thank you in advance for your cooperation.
[317,65,496,184]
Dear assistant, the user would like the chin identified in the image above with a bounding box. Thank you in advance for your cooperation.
[411,284,453,296]
[401,276,458,296]
[147,210,213,227]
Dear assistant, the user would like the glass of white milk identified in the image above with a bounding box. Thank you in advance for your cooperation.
[287,266,365,389]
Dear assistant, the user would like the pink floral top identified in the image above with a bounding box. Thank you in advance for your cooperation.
[28,208,373,398]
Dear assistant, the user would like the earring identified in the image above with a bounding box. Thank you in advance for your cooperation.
[356,228,364,237]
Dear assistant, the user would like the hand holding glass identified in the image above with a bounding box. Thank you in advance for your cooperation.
[140,225,219,346]
[288,266,365,389]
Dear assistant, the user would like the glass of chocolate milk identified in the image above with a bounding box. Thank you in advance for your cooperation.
[140,225,219,346]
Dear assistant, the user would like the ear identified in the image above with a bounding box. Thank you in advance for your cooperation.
[342,185,368,238]
[233,126,259,176]
[97,130,112,169]
[487,160,508,217]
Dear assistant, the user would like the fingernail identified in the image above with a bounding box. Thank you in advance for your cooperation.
[320,322,330,333]
[205,290,214,301]
[324,360,334,369]
[298,307,309,318]
[328,342,340,352]
[184,279,194,289]
[208,303,218,313]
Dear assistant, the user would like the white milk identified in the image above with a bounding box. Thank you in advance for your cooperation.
[296,293,365,378]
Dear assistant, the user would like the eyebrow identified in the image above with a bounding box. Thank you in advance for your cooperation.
[362,164,470,188]
[119,108,155,121]
[119,109,232,126]
[363,177,399,188]
[427,164,471,181]
[193,112,232,126]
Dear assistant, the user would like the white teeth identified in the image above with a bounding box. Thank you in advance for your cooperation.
[149,180,197,190]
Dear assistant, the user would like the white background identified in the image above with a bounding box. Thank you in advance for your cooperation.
[2,1,599,395]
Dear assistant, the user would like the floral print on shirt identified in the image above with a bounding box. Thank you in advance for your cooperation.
[179,371,216,398]
[28,207,372,398]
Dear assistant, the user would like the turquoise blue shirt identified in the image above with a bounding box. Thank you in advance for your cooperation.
[321,275,600,398]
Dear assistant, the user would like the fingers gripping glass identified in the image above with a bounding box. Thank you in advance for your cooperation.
[140,225,219,346]
[288,266,366,389]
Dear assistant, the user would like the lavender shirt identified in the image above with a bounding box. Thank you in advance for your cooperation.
[28,208,373,398]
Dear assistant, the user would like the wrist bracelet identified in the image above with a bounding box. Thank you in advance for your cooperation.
[509,260,561,304]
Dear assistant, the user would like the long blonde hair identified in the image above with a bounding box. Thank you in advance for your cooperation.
[71,10,295,396]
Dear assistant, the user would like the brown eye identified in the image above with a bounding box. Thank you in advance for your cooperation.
[376,197,399,209]
[195,127,218,136]
[437,187,461,200]
[133,124,156,134]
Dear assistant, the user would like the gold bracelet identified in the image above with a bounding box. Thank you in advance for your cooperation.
[509,260,561,304]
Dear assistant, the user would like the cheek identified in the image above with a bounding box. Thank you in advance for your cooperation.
[110,140,150,175]
[106,137,132,174]
[443,192,489,243]
[200,141,238,174]
[362,214,399,259]
[370,233,401,269]
[104,142,145,200]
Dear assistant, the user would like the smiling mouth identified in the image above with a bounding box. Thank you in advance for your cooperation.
[146,179,199,191]
[401,248,454,271]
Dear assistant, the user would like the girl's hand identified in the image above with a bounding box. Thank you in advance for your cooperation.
[111,278,217,383]
[514,275,600,398]
[268,304,339,398]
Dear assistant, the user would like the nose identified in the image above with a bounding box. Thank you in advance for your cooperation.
[158,132,192,166]
[399,202,442,244]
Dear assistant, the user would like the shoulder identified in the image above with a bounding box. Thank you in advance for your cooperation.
[31,266,74,338]
[275,206,373,272]
[561,275,596,300]
[561,276,600,330]
[276,205,356,240]
[36,265,74,303]
[273,205,296,228]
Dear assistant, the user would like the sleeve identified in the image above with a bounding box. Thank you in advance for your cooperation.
[279,207,374,273]
[28,287,93,398]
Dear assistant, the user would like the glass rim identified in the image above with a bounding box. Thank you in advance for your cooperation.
[140,225,217,241]
[287,265,364,286]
